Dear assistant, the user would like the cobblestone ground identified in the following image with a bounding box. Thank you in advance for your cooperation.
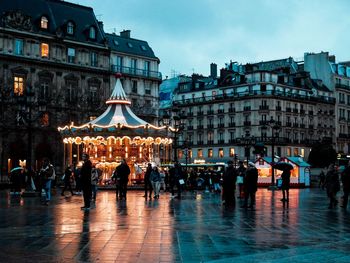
[0,188,349,263]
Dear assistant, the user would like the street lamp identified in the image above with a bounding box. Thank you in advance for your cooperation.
[160,107,187,163]
[17,85,46,195]
[241,130,256,166]
[261,116,281,189]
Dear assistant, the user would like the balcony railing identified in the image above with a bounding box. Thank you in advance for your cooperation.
[308,111,313,115]
[243,106,251,111]
[276,106,282,111]
[243,121,251,126]
[197,140,204,145]
[228,108,235,113]
[111,65,162,80]
[197,125,203,129]
[293,108,298,113]
[207,110,214,115]
[218,123,225,128]
[207,140,214,145]
[218,109,225,114]
[229,122,235,127]
[286,107,291,112]
[259,105,269,110]
[207,124,214,129]
[218,140,225,144]
[197,111,204,116]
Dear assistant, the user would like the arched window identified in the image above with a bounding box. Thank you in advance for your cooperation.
[41,16,48,29]
[67,21,74,35]
[89,26,96,39]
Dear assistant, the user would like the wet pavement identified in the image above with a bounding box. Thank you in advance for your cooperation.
[0,188,349,263]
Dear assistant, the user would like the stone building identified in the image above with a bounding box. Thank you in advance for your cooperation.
[168,58,335,164]
[0,0,161,176]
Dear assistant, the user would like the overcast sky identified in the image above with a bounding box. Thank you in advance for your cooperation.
[71,0,350,78]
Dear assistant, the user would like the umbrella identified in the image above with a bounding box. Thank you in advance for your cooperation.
[273,162,293,171]
[10,167,24,173]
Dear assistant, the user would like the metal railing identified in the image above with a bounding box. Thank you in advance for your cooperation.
[111,65,162,80]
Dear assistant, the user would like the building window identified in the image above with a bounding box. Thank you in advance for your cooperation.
[114,56,123,71]
[65,82,77,103]
[14,39,23,55]
[144,61,150,76]
[40,16,48,29]
[90,52,98,67]
[208,149,213,158]
[67,21,74,35]
[89,26,96,39]
[229,148,235,157]
[39,82,49,100]
[198,149,203,158]
[89,86,98,104]
[293,148,299,156]
[132,80,138,93]
[67,48,75,63]
[287,147,291,157]
[131,59,137,74]
[40,112,50,127]
[218,148,224,158]
[41,43,49,58]
[14,76,24,96]
[300,148,305,157]
[145,83,151,95]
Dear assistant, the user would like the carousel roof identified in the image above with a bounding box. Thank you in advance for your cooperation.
[58,76,172,137]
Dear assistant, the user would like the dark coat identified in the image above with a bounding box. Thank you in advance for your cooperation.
[222,166,237,203]
[116,163,130,184]
[244,167,258,193]
[144,166,152,184]
[341,166,350,193]
[325,169,340,195]
[281,170,291,190]
[80,160,92,187]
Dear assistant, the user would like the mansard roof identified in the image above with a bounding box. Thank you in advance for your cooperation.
[106,33,157,59]
[0,0,106,47]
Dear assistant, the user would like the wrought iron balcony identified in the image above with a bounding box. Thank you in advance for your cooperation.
[111,65,162,80]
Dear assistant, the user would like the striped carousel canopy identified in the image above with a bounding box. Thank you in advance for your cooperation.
[58,75,172,137]
[89,78,148,127]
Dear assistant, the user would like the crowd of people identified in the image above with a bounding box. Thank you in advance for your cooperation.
[8,156,350,211]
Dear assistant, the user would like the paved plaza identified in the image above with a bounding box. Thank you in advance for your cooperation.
[0,188,349,263]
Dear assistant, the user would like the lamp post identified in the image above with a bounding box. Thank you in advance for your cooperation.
[17,86,46,195]
[241,130,256,166]
[261,116,281,189]
[160,107,187,163]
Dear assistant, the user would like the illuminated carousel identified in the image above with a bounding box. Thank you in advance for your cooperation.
[58,75,173,184]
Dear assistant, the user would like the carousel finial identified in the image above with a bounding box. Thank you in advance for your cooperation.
[115,73,122,79]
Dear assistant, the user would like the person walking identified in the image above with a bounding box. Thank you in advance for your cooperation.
[80,153,92,210]
[39,158,56,205]
[150,165,161,199]
[91,166,99,202]
[61,165,74,196]
[281,169,291,202]
[241,163,258,208]
[169,162,184,199]
[341,162,350,209]
[237,161,246,199]
[222,160,238,206]
[143,163,153,199]
[324,163,340,209]
[115,159,130,200]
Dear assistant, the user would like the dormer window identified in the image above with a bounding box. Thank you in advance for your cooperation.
[89,26,96,39]
[41,16,48,29]
[67,21,74,35]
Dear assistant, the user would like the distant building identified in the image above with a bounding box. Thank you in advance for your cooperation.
[169,58,335,164]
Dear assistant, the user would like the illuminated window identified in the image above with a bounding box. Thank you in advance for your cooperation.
[41,43,49,57]
[208,149,213,158]
[287,147,291,157]
[14,76,24,96]
[293,148,299,156]
[40,113,49,127]
[189,150,192,158]
[41,16,48,29]
[300,148,305,157]
[218,148,224,158]
[67,21,74,35]
[178,150,183,159]
[229,148,235,157]
[198,149,203,158]
[89,26,96,39]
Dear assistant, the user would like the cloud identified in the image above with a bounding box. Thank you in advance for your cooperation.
[73,0,350,76]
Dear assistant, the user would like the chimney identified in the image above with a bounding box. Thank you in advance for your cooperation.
[329,55,336,63]
[210,63,217,78]
[120,30,131,38]
[98,21,104,32]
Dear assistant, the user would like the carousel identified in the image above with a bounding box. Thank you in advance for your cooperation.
[58,75,173,184]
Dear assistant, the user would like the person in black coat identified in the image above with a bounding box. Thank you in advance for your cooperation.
[341,162,350,209]
[80,153,92,210]
[242,163,258,208]
[281,169,291,202]
[115,159,130,200]
[61,165,74,196]
[143,163,153,199]
[169,162,184,199]
[222,161,237,206]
